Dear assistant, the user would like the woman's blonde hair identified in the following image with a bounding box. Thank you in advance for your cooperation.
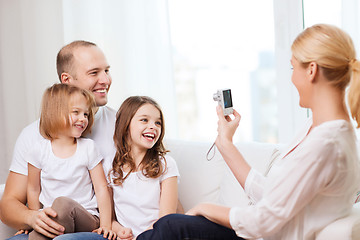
[110,96,168,186]
[291,24,360,127]
[40,83,96,140]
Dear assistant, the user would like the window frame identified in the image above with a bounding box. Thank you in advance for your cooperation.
[273,0,308,143]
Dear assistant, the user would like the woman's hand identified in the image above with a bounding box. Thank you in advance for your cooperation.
[186,203,232,228]
[215,105,241,148]
[93,226,117,240]
[214,105,251,189]
[186,204,203,216]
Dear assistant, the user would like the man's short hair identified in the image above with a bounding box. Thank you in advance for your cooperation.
[56,40,97,81]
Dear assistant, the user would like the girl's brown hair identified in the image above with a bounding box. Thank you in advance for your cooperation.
[39,83,96,140]
[291,24,360,127]
[111,96,168,186]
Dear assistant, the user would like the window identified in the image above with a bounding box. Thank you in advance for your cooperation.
[303,0,360,136]
[303,0,341,28]
[168,0,278,143]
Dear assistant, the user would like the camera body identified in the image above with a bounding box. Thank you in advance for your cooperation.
[213,89,233,116]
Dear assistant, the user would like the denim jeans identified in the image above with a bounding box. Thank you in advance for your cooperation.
[137,214,244,240]
[54,232,106,240]
[6,232,106,240]
[6,234,28,240]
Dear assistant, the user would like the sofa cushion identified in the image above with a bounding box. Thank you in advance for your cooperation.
[316,205,360,240]
[219,142,281,207]
[165,139,226,212]
[219,165,250,207]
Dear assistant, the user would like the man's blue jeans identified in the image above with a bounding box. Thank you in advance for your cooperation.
[6,232,106,240]
[137,214,244,240]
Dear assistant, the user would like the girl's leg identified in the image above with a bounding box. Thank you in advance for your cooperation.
[28,197,99,240]
[137,214,244,240]
[50,197,100,233]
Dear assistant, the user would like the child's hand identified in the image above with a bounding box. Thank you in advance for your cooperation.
[111,220,133,240]
[93,226,117,240]
[15,229,30,235]
[116,226,133,240]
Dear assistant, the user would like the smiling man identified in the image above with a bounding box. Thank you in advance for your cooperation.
[0,41,116,240]
[57,41,111,108]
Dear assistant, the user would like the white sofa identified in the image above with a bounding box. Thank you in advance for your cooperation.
[1,139,360,239]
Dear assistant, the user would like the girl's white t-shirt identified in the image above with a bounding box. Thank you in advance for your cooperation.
[107,155,180,237]
[28,138,103,216]
[10,106,116,175]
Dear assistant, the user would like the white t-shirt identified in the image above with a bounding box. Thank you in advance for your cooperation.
[28,138,102,216]
[230,119,360,240]
[107,155,180,237]
[10,106,116,175]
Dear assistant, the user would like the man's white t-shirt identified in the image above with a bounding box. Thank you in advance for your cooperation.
[10,106,116,175]
[107,156,180,237]
[28,138,102,216]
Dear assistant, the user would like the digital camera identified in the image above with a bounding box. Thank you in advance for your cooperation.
[213,89,233,116]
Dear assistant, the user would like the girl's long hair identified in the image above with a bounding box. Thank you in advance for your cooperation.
[110,96,168,186]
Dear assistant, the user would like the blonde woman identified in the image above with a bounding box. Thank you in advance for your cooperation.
[137,24,360,240]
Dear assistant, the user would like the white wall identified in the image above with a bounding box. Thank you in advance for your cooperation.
[0,0,64,183]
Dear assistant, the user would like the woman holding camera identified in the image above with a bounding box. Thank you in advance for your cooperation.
[137,24,360,240]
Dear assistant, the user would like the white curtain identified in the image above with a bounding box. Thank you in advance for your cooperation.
[273,0,307,143]
[62,0,177,137]
[0,0,176,184]
[0,0,64,183]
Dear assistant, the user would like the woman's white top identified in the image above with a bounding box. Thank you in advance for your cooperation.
[108,155,179,237]
[230,119,360,240]
[28,138,103,216]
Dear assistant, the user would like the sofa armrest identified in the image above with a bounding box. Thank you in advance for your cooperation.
[316,205,360,240]
[0,183,18,239]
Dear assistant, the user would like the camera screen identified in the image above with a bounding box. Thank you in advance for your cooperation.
[222,89,233,108]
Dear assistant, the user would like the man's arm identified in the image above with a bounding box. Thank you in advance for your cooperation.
[0,171,65,238]
[0,172,29,230]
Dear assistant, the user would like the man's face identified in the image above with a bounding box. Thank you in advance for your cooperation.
[66,46,112,107]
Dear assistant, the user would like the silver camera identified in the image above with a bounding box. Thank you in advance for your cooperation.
[213,89,233,116]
